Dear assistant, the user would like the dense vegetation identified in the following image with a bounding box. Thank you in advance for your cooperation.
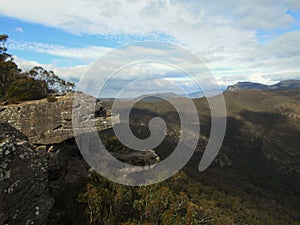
[51,160,296,225]
[47,128,299,225]
[0,34,74,102]
[89,93,300,225]
[77,172,208,225]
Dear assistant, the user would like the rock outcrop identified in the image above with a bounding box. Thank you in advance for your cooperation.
[0,92,112,145]
[0,123,54,225]
[0,93,113,225]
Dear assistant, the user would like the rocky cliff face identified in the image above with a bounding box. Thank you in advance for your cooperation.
[0,92,115,224]
[0,123,54,225]
[0,92,111,145]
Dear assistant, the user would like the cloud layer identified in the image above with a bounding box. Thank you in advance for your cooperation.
[2,0,300,94]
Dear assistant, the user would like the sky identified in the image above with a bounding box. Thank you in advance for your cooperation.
[0,0,300,97]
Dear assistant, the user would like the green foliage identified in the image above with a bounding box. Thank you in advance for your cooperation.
[50,169,298,225]
[47,96,58,102]
[0,34,75,101]
[76,125,300,225]
[0,34,8,55]
[78,183,103,225]
[77,172,209,225]
[7,78,48,101]
[78,174,134,225]
[0,34,21,97]
[29,66,75,93]
[133,185,208,225]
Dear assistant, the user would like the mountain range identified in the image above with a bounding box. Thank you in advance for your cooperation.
[132,80,300,101]
[227,79,300,91]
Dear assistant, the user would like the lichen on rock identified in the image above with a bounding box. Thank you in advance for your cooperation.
[0,123,54,225]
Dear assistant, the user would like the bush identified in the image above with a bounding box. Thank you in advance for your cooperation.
[7,78,48,101]
[47,96,57,102]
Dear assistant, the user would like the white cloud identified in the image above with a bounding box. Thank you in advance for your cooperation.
[233,1,294,30]
[13,56,88,82]
[15,27,24,33]
[1,0,300,93]
[262,31,300,58]
[13,56,39,71]
[13,39,300,92]
[285,0,300,10]
[0,1,295,45]
[9,41,111,61]
[1,1,297,59]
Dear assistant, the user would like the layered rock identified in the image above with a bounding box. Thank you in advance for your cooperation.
[0,123,54,225]
[0,92,111,145]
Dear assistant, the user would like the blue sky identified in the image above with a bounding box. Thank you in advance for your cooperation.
[0,0,300,97]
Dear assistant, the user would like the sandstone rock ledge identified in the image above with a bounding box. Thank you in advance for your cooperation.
[0,92,111,145]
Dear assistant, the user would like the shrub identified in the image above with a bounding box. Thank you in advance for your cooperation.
[7,78,48,101]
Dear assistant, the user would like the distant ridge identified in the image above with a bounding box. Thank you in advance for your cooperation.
[227,80,300,91]
[134,92,182,102]
[101,80,300,101]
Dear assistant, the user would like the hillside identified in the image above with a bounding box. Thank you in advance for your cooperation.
[102,88,300,224]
